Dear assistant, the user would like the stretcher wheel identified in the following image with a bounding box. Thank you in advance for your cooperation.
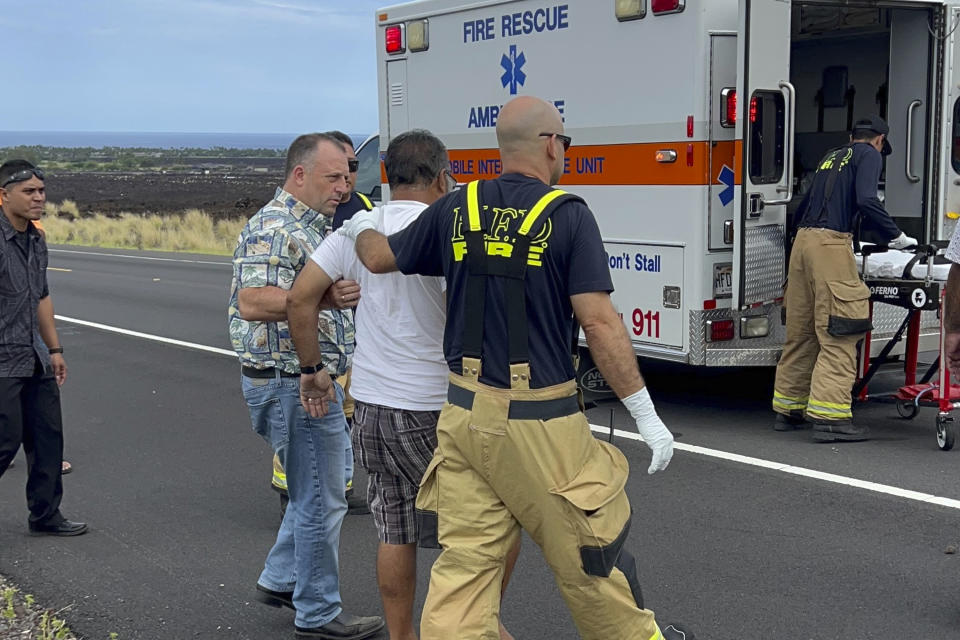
[936,415,956,451]
[896,399,919,419]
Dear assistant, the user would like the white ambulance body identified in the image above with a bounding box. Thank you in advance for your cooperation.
[369,0,960,366]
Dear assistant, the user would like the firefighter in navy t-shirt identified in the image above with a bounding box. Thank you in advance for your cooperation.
[319,97,691,640]
[773,115,917,442]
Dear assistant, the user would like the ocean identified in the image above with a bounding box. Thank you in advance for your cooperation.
[0,131,371,150]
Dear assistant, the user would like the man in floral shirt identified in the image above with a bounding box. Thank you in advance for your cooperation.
[228,133,383,639]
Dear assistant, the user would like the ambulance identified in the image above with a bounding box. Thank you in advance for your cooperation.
[364,0,960,367]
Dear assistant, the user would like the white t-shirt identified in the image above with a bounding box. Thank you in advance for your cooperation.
[310,201,448,411]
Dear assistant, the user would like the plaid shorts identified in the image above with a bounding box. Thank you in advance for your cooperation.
[352,400,440,544]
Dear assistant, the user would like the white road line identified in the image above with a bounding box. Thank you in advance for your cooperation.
[55,315,235,357]
[54,314,960,512]
[47,267,72,272]
[49,248,230,266]
[591,424,960,510]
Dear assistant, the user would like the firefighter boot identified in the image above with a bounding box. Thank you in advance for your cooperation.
[812,419,870,442]
[773,412,810,431]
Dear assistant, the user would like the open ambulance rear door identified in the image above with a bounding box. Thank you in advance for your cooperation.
[734,0,794,310]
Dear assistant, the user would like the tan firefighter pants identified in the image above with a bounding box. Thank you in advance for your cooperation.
[416,364,664,640]
[773,228,872,422]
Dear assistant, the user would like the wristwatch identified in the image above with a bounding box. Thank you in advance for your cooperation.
[299,363,322,375]
[48,347,64,354]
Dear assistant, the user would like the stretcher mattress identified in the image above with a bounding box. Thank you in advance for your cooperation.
[856,245,951,281]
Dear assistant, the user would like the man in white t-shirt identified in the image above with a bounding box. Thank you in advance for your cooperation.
[287,130,517,640]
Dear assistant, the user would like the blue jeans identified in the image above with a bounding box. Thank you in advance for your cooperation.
[243,373,349,628]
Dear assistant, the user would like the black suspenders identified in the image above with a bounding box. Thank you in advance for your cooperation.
[810,144,853,228]
[459,180,582,379]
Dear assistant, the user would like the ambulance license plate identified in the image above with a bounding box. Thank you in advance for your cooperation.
[714,263,732,298]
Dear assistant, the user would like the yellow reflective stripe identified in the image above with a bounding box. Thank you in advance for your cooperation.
[808,407,852,417]
[518,189,567,236]
[807,399,851,410]
[773,400,807,411]
[356,193,373,210]
[648,628,664,640]
[272,454,287,489]
[773,392,808,411]
[807,410,853,420]
[466,181,482,232]
[807,401,852,419]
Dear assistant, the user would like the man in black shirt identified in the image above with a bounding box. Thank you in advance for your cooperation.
[0,160,86,536]
[328,130,374,231]
[773,116,917,442]
[322,97,690,639]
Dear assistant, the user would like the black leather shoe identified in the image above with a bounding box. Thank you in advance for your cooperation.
[28,519,87,537]
[254,584,294,610]
[295,612,385,639]
[345,488,370,516]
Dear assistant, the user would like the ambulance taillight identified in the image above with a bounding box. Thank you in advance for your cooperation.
[385,24,405,54]
[749,96,759,124]
[651,0,685,15]
[720,88,736,128]
[706,319,735,343]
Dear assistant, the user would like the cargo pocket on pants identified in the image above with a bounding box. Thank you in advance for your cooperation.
[549,440,632,578]
[826,279,872,336]
[415,453,443,549]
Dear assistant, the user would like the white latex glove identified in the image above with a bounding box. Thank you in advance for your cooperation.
[888,232,918,250]
[622,387,674,474]
[337,208,381,242]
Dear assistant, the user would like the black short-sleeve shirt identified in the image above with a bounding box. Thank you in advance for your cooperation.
[0,212,51,377]
[388,173,613,389]
[332,193,372,231]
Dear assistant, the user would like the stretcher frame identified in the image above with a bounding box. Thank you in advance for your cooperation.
[853,243,960,450]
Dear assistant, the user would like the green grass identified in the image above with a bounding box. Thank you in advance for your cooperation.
[41,204,247,256]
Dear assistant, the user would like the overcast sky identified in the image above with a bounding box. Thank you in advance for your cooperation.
[6,0,387,133]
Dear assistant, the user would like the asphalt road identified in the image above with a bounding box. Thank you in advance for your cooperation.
[1,245,959,640]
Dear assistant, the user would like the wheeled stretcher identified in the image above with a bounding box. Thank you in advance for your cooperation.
[853,242,960,450]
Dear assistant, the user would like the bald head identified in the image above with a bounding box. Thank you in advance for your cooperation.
[496,96,563,156]
[495,96,566,185]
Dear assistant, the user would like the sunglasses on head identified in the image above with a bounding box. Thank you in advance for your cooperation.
[1,167,45,188]
[539,132,572,151]
[347,159,359,173]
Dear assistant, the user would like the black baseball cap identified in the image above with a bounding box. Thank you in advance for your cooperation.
[853,115,892,156]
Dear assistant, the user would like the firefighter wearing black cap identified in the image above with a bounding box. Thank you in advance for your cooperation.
[323,97,693,640]
[773,115,918,442]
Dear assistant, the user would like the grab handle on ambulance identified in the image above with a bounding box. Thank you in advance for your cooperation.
[765,81,796,207]
[905,99,922,184]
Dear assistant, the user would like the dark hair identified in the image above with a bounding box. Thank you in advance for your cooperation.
[384,130,448,189]
[852,129,881,142]
[284,133,341,178]
[325,130,354,149]
[0,159,38,186]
